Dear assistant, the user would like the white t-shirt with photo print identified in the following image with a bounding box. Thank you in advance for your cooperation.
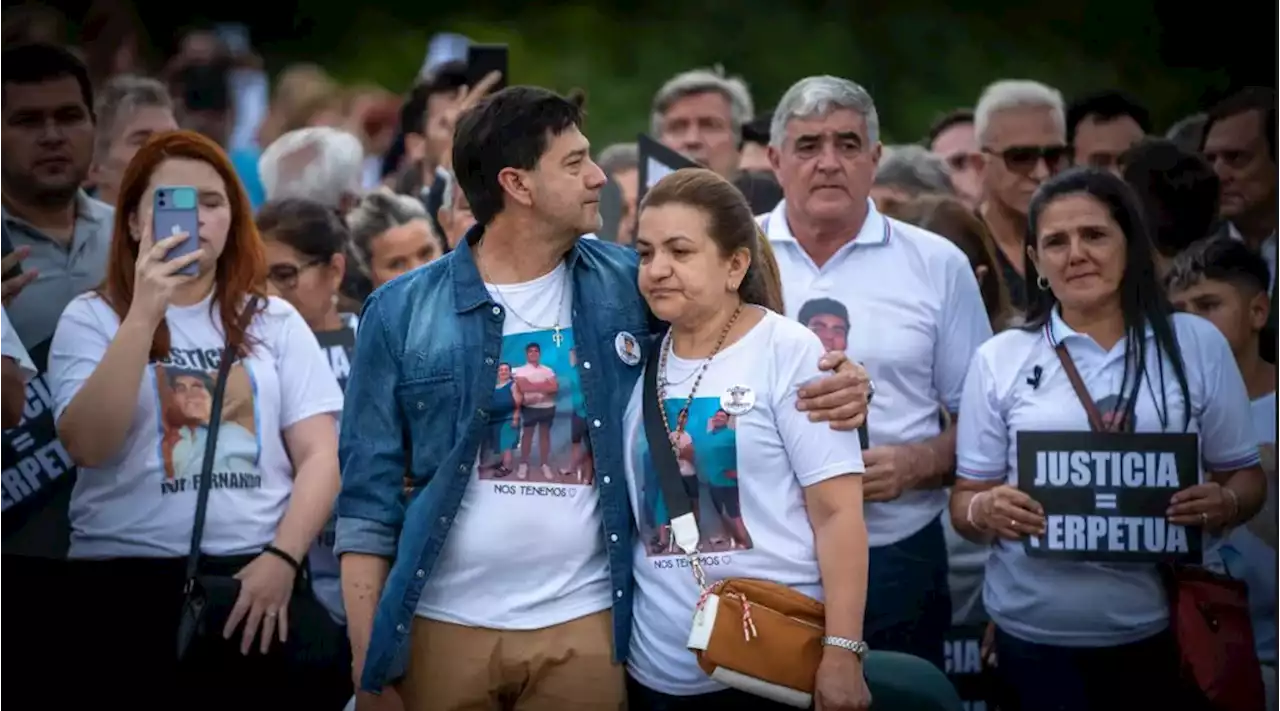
[623,309,866,696]
[48,293,344,560]
[414,262,613,629]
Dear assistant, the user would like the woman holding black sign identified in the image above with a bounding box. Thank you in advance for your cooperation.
[949,168,1266,711]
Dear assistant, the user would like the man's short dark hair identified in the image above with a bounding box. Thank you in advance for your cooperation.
[452,86,584,226]
[1201,86,1277,163]
[1066,90,1151,147]
[1,42,94,119]
[1121,138,1220,258]
[525,342,540,352]
[925,108,974,147]
[1165,236,1272,297]
[399,61,471,138]
[797,298,849,326]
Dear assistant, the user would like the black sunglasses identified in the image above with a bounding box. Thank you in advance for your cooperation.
[984,144,1070,175]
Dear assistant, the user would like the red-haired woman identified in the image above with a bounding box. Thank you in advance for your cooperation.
[47,130,347,706]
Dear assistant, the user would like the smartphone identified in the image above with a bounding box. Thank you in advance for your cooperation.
[466,43,509,91]
[153,186,200,276]
[1,221,20,279]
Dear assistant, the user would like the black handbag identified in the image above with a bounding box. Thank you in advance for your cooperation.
[175,338,243,660]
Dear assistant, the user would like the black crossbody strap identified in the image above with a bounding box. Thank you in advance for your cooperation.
[183,297,257,587]
[642,338,699,550]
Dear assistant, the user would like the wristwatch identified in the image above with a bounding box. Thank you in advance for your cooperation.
[821,635,869,661]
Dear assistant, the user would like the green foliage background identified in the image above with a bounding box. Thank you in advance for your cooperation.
[116,0,1269,146]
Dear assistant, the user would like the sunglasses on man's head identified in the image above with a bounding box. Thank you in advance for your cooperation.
[984,145,1070,175]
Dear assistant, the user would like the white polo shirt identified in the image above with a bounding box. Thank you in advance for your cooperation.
[760,198,992,547]
[956,309,1260,647]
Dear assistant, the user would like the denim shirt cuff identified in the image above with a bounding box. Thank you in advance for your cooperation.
[334,516,399,558]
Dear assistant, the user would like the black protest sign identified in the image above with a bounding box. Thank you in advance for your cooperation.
[1018,430,1200,563]
[635,134,698,244]
[1,338,75,549]
[314,322,356,392]
[943,624,993,711]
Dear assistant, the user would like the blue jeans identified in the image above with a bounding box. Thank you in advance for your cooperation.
[865,514,951,670]
[994,628,1199,711]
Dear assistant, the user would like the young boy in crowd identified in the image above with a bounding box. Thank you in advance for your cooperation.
[1166,236,1277,708]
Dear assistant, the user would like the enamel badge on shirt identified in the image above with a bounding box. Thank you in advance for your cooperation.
[720,385,755,416]
[615,331,640,366]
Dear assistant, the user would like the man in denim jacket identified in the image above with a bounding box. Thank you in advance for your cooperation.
[336,86,870,709]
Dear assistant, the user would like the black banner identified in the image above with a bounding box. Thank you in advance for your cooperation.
[1,338,75,552]
[314,324,356,392]
[1018,430,1200,563]
[944,624,992,711]
[635,134,697,244]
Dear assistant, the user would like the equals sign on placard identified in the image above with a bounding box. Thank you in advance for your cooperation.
[1095,492,1118,511]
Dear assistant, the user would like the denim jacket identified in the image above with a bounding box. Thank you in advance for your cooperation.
[335,230,652,692]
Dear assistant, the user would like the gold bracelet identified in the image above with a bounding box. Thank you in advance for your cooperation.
[1223,486,1241,524]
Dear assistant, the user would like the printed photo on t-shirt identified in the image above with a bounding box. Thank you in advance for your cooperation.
[798,298,849,352]
[635,397,753,557]
[155,354,262,496]
[477,327,593,485]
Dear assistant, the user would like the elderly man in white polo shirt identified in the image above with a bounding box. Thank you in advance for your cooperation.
[759,75,993,669]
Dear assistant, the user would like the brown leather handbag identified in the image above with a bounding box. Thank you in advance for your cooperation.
[642,344,824,708]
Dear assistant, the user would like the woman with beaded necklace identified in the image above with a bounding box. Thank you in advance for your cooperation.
[622,168,871,711]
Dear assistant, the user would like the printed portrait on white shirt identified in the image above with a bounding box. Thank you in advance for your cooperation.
[623,311,865,696]
[761,199,992,547]
[955,310,1260,647]
[414,262,612,630]
[47,294,344,560]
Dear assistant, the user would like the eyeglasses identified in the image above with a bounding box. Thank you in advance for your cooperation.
[983,145,1070,176]
[267,257,327,291]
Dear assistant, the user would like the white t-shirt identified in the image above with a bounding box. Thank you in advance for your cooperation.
[624,310,865,696]
[761,199,992,547]
[414,262,612,628]
[48,293,344,559]
[1,306,36,381]
[956,310,1260,646]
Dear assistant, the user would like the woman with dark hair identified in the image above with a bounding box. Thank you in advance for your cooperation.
[258,197,355,333]
[949,168,1266,710]
[47,130,346,706]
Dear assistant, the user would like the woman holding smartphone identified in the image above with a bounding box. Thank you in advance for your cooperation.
[48,130,345,707]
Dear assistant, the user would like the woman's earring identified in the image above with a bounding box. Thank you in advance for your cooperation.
[1036,275,1050,291]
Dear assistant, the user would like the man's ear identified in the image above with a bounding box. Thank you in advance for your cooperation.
[496,167,534,209]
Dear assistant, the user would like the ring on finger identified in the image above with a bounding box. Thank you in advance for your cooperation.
[1200,512,1208,525]
[265,609,278,618]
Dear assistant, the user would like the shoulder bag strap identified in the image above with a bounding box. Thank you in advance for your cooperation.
[1053,343,1104,433]
[642,338,701,557]
[183,297,258,588]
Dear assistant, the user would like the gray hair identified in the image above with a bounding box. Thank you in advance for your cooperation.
[258,127,364,210]
[650,67,754,139]
[597,142,639,176]
[345,187,430,271]
[1166,112,1208,154]
[439,170,459,214]
[874,145,955,196]
[973,80,1066,146]
[93,74,172,159]
[770,76,880,149]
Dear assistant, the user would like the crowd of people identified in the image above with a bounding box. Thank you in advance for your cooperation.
[0,9,1276,711]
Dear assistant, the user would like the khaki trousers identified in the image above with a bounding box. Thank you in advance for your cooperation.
[399,610,625,711]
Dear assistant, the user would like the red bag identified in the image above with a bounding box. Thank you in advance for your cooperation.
[1163,564,1266,711]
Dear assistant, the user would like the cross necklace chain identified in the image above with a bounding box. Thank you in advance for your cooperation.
[480,247,570,348]
[657,304,743,441]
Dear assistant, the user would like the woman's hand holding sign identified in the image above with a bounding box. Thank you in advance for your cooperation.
[1167,481,1236,533]
[974,486,1046,540]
